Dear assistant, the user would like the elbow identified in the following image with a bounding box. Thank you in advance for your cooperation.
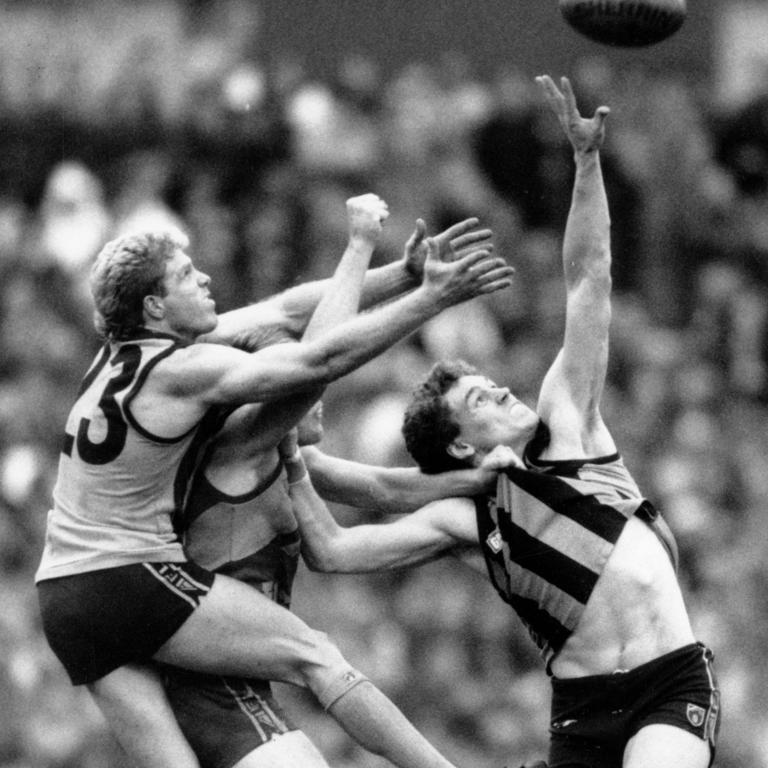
[301,344,343,387]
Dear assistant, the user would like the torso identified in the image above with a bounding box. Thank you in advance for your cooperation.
[552,514,695,677]
[36,333,228,581]
[477,443,692,677]
[181,451,300,608]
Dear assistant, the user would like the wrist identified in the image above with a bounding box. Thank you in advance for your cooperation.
[402,256,422,282]
[282,448,302,463]
[288,469,310,486]
[348,234,376,253]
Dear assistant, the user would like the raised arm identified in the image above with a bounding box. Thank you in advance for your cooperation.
[195,195,393,458]
[302,193,388,341]
[279,442,476,573]
[302,444,518,516]
[204,216,495,348]
[534,76,615,454]
[179,238,513,408]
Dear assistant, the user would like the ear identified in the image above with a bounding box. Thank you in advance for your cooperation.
[446,440,476,462]
[143,294,165,320]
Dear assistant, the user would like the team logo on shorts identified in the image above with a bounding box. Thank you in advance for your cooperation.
[486,529,503,553]
[686,703,706,728]
[144,563,210,607]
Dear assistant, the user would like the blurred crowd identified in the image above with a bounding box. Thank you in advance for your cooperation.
[2,1,768,767]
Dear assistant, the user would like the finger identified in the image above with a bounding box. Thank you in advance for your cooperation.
[449,228,493,251]
[453,243,495,262]
[472,264,515,282]
[476,277,514,294]
[434,217,481,243]
[535,74,564,109]
[560,77,579,116]
[405,218,427,249]
[593,105,610,129]
[535,74,557,94]
[466,256,511,274]
[453,248,498,270]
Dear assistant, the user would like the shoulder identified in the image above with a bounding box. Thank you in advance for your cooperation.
[151,342,247,395]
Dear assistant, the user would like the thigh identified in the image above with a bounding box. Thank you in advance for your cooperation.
[232,732,331,768]
[165,671,298,768]
[87,663,200,768]
[38,562,214,685]
[153,574,343,686]
[623,724,711,768]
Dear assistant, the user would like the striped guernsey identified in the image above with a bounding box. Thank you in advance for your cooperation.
[475,434,678,670]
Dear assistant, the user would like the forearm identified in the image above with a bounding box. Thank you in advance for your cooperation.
[281,448,343,569]
[305,451,491,516]
[203,260,416,349]
[288,474,347,571]
[307,286,441,384]
[288,453,454,573]
[302,236,376,342]
[562,150,611,288]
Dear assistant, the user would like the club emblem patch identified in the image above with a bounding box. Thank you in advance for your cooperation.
[486,529,503,553]
[686,703,706,728]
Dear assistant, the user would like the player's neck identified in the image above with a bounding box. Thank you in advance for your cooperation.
[142,317,191,343]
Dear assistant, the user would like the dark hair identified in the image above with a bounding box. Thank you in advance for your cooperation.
[402,359,477,474]
[90,230,187,340]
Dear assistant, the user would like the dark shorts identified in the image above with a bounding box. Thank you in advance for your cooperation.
[549,642,720,768]
[37,561,216,685]
[163,668,297,768]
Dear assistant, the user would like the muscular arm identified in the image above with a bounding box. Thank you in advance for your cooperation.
[201,195,394,461]
[302,445,505,516]
[204,264,413,348]
[534,76,615,455]
[172,241,512,409]
[283,452,477,572]
[302,193,387,342]
[204,217,494,349]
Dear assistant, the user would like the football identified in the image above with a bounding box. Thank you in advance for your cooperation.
[559,0,687,47]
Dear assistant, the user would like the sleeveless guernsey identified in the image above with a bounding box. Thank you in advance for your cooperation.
[180,458,300,607]
[36,331,228,582]
[475,425,678,668]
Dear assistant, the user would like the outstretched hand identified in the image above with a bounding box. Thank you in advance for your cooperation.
[421,235,514,308]
[535,75,609,154]
[404,217,494,278]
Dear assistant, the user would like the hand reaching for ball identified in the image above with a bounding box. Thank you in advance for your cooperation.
[535,75,609,155]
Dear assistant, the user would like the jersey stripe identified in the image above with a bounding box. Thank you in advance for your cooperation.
[498,515,598,603]
[503,466,628,542]
[75,344,110,399]
[476,446,658,666]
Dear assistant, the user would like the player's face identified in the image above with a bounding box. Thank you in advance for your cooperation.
[159,249,217,339]
[443,374,538,457]
[297,401,324,446]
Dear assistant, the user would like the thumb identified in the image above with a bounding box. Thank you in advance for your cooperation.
[594,105,610,127]
[407,218,427,249]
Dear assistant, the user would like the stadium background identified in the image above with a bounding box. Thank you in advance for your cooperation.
[1,0,768,765]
